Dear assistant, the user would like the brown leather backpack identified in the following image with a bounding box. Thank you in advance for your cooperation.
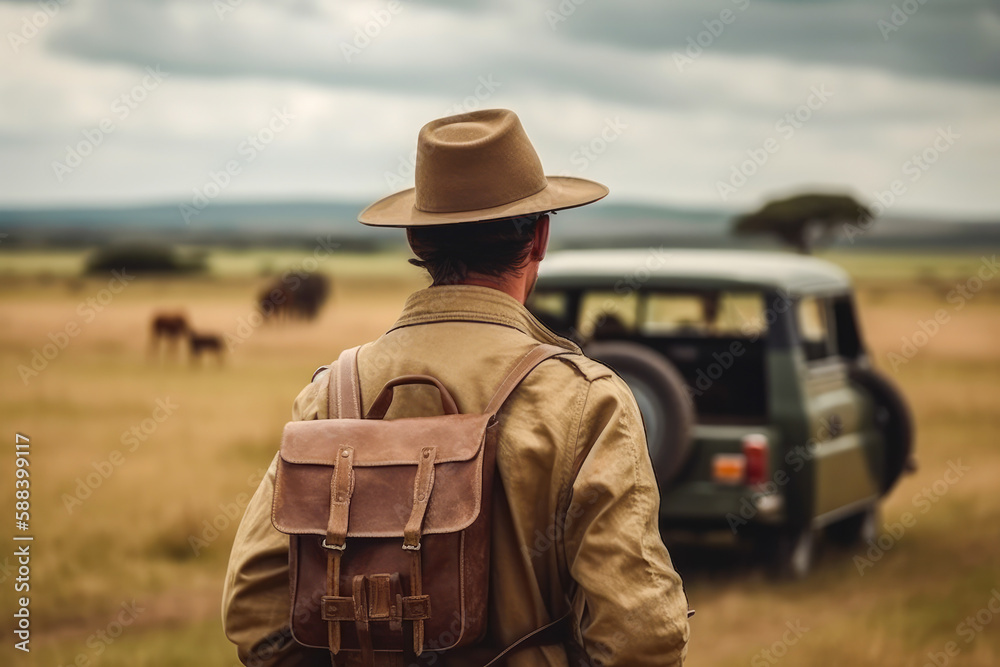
[271,343,571,665]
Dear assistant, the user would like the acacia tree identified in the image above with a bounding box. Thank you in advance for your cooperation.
[733,193,872,254]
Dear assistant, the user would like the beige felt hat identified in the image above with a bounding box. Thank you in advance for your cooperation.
[358,109,608,227]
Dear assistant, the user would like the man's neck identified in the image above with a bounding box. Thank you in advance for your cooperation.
[439,275,528,304]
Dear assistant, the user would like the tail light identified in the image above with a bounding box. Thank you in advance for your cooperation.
[742,434,769,485]
[711,454,745,485]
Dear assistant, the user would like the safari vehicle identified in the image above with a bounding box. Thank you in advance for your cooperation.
[527,249,914,577]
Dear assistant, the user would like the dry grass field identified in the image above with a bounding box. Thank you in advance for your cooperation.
[1,248,999,667]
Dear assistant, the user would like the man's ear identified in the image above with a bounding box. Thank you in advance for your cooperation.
[530,214,550,261]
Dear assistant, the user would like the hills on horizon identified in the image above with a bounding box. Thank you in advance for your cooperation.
[1,199,998,251]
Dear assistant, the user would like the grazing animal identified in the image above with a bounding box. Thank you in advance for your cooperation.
[258,284,294,322]
[188,331,224,365]
[150,312,189,359]
[258,271,331,322]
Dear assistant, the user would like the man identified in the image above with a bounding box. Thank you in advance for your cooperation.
[223,109,690,666]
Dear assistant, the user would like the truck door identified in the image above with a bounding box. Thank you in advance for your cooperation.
[796,295,880,525]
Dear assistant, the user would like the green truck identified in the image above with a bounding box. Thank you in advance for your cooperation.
[528,249,914,577]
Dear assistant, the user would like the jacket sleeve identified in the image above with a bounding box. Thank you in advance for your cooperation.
[221,381,329,666]
[562,374,691,667]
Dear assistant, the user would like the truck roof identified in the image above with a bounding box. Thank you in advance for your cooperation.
[537,249,851,294]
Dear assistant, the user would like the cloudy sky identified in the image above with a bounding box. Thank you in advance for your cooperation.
[1,0,998,218]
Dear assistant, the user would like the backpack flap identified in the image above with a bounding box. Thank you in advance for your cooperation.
[272,412,493,540]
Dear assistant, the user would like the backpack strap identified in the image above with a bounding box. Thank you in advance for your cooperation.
[483,609,575,666]
[319,345,362,656]
[327,345,362,420]
[483,343,569,418]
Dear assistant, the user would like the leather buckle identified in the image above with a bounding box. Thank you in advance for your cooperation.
[321,538,346,551]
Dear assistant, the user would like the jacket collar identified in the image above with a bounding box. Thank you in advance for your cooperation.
[388,285,581,352]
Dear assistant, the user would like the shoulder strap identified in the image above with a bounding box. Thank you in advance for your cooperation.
[327,343,568,420]
[327,345,362,420]
[483,609,574,666]
[483,344,568,417]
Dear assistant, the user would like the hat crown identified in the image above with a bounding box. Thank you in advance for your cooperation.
[414,109,548,214]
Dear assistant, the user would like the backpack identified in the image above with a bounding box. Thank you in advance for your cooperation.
[271,343,572,665]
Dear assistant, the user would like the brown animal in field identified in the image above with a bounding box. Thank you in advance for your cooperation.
[258,284,294,322]
[149,312,189,359]
[257,271,330,322]
[188,331,224,365]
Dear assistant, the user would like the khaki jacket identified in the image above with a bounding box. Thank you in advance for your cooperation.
[223,285,690,666]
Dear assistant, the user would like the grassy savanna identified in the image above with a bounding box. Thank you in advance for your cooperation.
[1,249,999,666]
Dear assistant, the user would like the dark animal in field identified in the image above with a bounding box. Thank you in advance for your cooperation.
[258,284,294,322]
[258,271,330,322]
[149,312,189,359]
[188,331,224,365]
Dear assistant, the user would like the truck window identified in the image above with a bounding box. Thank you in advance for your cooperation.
[578,291,639,339]
[640,291,766,337]
[832,296,863,359]
[797,296,837,362]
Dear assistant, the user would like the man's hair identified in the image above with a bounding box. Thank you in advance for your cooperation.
[407,214,541,286]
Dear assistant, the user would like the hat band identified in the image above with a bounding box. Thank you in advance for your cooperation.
[414,179,549,214]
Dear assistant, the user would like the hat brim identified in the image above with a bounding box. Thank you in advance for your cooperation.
[358,176,609,227]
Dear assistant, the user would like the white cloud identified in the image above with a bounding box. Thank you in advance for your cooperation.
[0,0,997,218]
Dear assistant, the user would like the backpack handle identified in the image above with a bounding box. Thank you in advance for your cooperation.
[365,375,459,420]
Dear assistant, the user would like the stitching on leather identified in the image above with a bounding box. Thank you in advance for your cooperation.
[270,468,282,527]
[335,360,343,420]
[450,530,466,650]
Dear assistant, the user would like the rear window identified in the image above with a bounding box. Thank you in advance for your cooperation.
[578,291,640,339]
[641,292,766,338]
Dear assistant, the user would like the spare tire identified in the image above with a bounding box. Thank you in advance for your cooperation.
[585,341,695,485]
[850,367,914,493]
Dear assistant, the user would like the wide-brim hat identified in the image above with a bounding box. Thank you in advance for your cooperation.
[359,109,608,227]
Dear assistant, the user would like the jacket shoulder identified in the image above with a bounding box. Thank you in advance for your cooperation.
[551,351,617,383]
[291,376,327,421]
